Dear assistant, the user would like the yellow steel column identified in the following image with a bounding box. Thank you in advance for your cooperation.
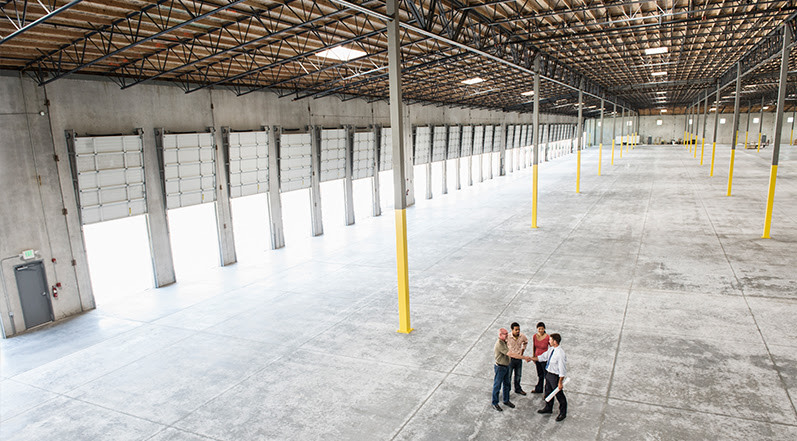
[710,81,720,176]
[576,80,583,193]
[762,24,790,238]
[744,130,749,149]
[728,61,742,196]
[756,131,761,152]
[387,0,412,333]
[598,98,604,175]
[700,137,706,164]
[531,56,541,229]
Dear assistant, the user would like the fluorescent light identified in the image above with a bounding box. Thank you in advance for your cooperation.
[651,71,667,76]
[656,91,667,94]
[316,46,366,61]
[763,106,770,110]
[462,77,484,85]
[645,47,668,55]
[710,108,717,111]
[660,109,667,113]
[521,90,535,96]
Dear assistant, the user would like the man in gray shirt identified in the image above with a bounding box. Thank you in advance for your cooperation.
[493,328,531,411]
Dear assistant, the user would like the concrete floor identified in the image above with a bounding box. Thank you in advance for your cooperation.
[2,143,797,440]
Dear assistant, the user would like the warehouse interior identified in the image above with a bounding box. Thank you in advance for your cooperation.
[1,1,796,440]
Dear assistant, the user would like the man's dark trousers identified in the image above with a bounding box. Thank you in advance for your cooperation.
[509,358,524,393]
[542,371,567,415]
[492,364,510,405]
[533,360,546,393]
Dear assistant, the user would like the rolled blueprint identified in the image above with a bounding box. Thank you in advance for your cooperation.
[545,377,570,402]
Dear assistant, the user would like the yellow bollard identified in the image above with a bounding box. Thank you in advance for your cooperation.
[744,131,749,149]
[700,138,705,165]
[620,136,624,158]
[395,209,412,334]
[694,138,698,159]
[762,165,778,238]
[757,132,761,152]
[576,150,581,193]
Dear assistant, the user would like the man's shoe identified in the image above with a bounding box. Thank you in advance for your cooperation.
[516,390,527,396]
[556,414,567,422]
[537,408,553,414]
[493,404,503,412]
[503,401,515,409]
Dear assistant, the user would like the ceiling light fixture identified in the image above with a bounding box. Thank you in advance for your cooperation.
[763,106,770,110]
[656,91,667,94]
[645,47,668,55]
[316,46,366,61]
[651,71,667,77]
[660,109,668,113]
[462,77,484,85]
[521,90,535,96]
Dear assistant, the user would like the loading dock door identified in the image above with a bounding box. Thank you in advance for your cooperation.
[69,134,146,225]
[15,261,52,329]
[161,132,217,209]
[379,128,393,171]
[227,130,269,198]
[320,129,347,182]
[414,126,432,164]
[280,132,313,192]
[352,130,376,179]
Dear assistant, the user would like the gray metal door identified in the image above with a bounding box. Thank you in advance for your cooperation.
[15,261,53,329]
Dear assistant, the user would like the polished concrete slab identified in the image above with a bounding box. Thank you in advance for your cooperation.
[2,144,797,440]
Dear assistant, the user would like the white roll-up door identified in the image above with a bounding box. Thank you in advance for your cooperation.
[280,132,312,192]
[514,125,522,149]
[473,125,484,155]
[483,125,494,153]
[520,125,528,147]
[320,128,347,182]
[162,132,216,209]
[506,125,515,149]
[432,126,447,162]
[353,130,375,179]
[461,125,473,157]
[228,130,268,198]
[378,128,393,171]
[71,134,146,225]
[380,127,392,171]
[414,126,432,164]
[447,126,460,159]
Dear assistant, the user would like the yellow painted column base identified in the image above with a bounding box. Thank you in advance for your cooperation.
[694,138,698,158]
[710,142,716,176]
[727,150,736,196]
[757,133,761,152]
[700,138,706,165]
[611,140,615,165]
[576,150,581,193]
[532,163,539,228]
[762,165,778,239]
[394,209,413,334]
[598,143,603,176]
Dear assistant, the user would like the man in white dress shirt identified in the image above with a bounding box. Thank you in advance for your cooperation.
[531,333,567,421]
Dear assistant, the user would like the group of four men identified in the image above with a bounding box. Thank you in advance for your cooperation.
[492,322,567,421]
